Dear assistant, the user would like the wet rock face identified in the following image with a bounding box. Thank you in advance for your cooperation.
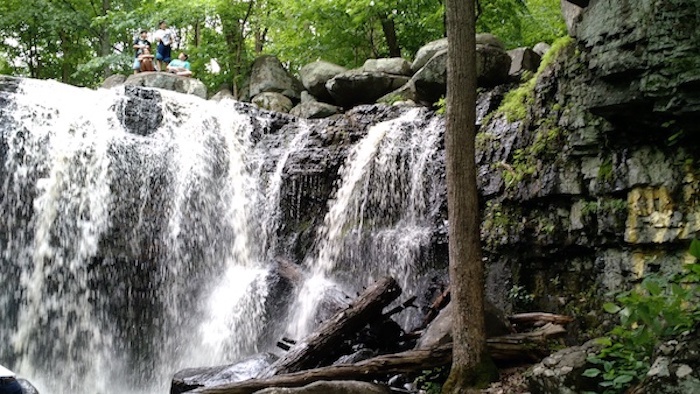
[476,0,700,324]
[171,353,278,393]
[116,85,163,137]
[277,105,408,262]
[574,0,700,132]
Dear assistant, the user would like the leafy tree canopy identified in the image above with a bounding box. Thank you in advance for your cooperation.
[0,0,564,91]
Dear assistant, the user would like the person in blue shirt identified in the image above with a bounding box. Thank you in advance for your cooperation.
[0,365,22,394]
[166,52,192,77]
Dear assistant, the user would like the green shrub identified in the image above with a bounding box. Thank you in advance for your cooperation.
[582,240,700,393]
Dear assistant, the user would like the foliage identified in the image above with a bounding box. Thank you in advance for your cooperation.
[435,96,447,115]
[0,0,566,92]
[582,240,700,394]
[414,366,449,393]
[497,35,574,122]
[477,0,566,49]
[502,122,561,187]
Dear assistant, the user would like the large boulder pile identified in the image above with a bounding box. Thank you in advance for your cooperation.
[243,33,513,116]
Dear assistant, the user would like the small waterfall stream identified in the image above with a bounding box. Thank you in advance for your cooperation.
[0,77,444,394]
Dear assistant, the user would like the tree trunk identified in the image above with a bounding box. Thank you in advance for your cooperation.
[380,16,401,57]
[442,0,496,392]
[100,0,111,78]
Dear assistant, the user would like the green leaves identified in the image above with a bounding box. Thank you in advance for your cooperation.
[583,244,700,393]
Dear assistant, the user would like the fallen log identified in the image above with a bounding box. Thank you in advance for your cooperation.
[259,276,402,378]
[487,323,567,362]
[190,345,452,394]
[191,323,567,394]
[509,312,574,327]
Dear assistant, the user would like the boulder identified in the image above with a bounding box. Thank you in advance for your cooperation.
[253,92,294,113]
[298,61,347,102]
[412,49,447,103]
[325,70,409,108]
[253,380,390,394]
[290,91,342,118]
[362,58,412,76]
[18,378,40,394]
[411,33,506,74]
[290,100,342,119]
[636,325,700,394]
[533,42,551,57]
[377,81,418,106]
[124,72,207,99]
[507,47,542,77]
[171,353,278,394]
[101,74,126,89]
[249,55,303,101]
[528,340,602,394]
[476,33,506,50]
[560,0,585,37]
[415,301,511,350]
[411,37,447,73]
[476,43,512,86]
[210,88,234,101]
[412,44,511,103]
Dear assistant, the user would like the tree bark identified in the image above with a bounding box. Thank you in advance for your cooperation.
[191,345,452,394]
[380,16,401,57]
[259,277,402,378]
[100,0,111,78]
[442,0,496,392]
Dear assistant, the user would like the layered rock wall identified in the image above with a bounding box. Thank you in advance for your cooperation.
[477,0,700,335]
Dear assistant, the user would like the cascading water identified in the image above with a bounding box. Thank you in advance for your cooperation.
[288,108,444,339]
[0,76,445,393]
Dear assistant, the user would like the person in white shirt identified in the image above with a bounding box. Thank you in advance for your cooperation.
[153,20,177,71]
[0,365,21,394]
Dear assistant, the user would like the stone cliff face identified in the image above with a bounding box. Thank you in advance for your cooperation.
[476,0,700,334]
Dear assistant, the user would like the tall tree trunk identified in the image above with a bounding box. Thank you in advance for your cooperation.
[59,31,70,83]
[442,0,496,393]
[380,16,401,57]
[194,19,202,47]
[100,0,111,78]
[254,28,267,54]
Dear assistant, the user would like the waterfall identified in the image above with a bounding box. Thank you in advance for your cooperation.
[0,77,445,393]
[288,108,444,339]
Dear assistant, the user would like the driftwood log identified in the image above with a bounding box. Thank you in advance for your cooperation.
[190,345,452,394]
[191,323,567,394]
[258,276,402,378]
[509,312,575,328]
[487,322,567,362]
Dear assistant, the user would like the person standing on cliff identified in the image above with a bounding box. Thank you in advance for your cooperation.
[0,364,22,394]
[153,20,177,71]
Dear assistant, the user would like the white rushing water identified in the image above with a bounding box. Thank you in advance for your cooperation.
[0,79,297,393]
[287,108,443,339]
[0,78,444,393]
